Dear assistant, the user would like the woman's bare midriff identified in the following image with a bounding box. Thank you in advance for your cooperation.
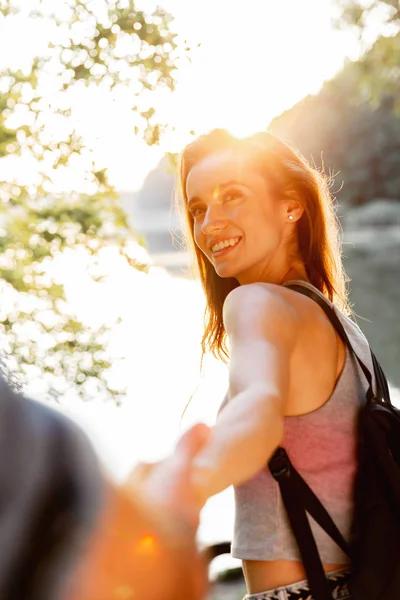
[242,559,350,594]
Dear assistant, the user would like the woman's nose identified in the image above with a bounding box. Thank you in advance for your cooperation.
[201,206,226,234]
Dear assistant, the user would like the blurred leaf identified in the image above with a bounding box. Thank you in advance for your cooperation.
[334,0,400,35]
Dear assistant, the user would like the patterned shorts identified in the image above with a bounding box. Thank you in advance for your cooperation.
[244,567,351,600]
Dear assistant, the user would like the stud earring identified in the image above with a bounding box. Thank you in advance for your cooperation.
[289,215,294,221]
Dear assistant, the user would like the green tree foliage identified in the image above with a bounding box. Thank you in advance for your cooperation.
[0,0,180,401]
[334,0,400,105]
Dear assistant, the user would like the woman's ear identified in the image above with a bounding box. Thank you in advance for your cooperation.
[285,193,304,224]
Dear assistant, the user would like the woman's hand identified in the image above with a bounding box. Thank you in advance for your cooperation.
[127,422,211,532]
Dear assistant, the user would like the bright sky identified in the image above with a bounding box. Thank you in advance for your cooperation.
[110,0,366,189]
[108,0,362,189]
[0,0,363,192]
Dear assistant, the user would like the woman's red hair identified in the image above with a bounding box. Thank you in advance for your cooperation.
[178,129,350,362]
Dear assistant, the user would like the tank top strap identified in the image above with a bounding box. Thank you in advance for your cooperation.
[283,279,334,305]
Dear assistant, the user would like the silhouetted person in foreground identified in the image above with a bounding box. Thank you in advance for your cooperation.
[0,373,210,600]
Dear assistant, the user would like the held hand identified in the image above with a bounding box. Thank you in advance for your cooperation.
[71,424,212,600]
[127,422,211,531]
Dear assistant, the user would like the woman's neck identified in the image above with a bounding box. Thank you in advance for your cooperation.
[279,263,309,285]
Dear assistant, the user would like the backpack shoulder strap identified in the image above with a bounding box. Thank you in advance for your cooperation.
[269,448,349,600]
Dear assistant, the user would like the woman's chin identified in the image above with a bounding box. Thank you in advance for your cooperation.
[214,263,240,279]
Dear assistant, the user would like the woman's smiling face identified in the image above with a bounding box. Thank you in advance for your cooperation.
[185,149,290,283]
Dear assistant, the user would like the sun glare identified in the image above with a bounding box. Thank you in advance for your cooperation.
[133,0,359,165]
[0,0,359,191]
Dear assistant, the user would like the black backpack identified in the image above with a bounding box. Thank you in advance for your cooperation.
[268,284,400,600]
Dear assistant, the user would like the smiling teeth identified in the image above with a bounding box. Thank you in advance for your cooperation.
[211,237,240,253]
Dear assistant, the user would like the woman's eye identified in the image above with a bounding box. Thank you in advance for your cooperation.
[223,190,242,202]
[189,191,242,218]
[191,206,205,218]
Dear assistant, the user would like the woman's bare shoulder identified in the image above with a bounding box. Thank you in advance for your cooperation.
[223,282,297,314]
[223,283,298,336]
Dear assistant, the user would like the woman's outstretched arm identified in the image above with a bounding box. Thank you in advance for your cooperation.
[189,283,298,508]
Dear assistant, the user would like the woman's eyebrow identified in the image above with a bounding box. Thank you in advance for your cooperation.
[188,179,243,205]
[214,180,242,195]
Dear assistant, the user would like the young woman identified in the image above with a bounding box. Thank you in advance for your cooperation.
[141,127,381,600]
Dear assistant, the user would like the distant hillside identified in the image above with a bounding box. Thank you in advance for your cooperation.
[131,155,176,211]
[269,39,400,207]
